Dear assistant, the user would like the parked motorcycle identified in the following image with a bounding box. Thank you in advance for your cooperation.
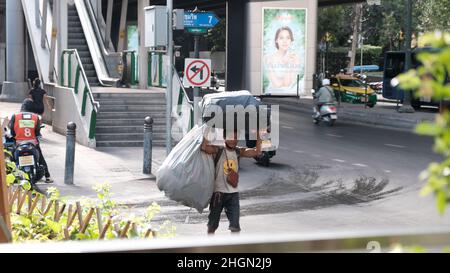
[313,103,338,127]
[3,126,45,189]
[13,141,45,187]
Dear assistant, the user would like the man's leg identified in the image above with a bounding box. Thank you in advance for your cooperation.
[207,192,224,234]
[224,193,241,233]
[36,145,51,179]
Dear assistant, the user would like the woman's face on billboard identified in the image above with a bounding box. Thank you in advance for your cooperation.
[276,30,292,52]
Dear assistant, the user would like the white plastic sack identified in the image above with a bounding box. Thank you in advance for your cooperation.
[156,125,215,213]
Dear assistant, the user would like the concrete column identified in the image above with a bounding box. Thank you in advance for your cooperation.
[41,0,48,48]
[0,0,28,102]
[226,0,245,90]
[105,0,113,47]
[0,10,5,88]
[97,0,103,26]
[57,0,68,81]
[48,0,58,83]
[117,0,128,52]
[138,0,149,89]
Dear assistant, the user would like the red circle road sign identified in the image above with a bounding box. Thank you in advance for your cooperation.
[185,60,211,86]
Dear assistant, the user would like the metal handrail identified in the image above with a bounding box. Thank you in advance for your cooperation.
[62,49,99,111]
[173,66,193,107]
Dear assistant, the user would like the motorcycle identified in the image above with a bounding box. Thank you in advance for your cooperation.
[14,140,45,187]
[313,103,338,127]
[3,126,45,189]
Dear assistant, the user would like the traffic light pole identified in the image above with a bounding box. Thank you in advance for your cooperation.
[398,0,415,113]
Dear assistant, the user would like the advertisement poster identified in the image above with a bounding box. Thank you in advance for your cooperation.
[262,8,306,96]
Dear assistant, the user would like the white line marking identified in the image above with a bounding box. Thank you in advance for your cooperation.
[282,126,294,130]
[384,170,392,173]
[294,150,305,154]
[385,144,406,149]
[333,159,346,163]
[279,146,289,150]
[352,163,368,167]
[327,134,343,138]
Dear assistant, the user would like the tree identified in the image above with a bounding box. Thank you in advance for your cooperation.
[416,0,450,32]
[206,19,226,53]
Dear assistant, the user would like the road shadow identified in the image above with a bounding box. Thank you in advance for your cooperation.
[239,175,403,217]
[149,168,403,224]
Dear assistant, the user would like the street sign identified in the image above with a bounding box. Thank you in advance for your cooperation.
[183,58,211,88]
[187,28,208,34]
[184,12,219,28]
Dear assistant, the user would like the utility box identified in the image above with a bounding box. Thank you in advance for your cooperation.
[144,6,167,48]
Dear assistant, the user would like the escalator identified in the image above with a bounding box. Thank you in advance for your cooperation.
[21,0,119,87]
[68,5,99,86]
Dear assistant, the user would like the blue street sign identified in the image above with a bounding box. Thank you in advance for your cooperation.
[184,12,219,28]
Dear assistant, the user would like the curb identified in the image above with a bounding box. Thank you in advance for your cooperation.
[263,98,433,132]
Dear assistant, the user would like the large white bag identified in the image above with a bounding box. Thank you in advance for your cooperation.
[156,125,215,213]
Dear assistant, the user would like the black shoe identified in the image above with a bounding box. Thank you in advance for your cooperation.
[45,177,54,184]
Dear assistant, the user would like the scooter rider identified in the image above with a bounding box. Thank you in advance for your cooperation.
[314,79,336,116]
[8,99,54,184]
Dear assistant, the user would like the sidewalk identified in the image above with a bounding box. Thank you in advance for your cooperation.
[1,101,167,205]
[262,97,437,132]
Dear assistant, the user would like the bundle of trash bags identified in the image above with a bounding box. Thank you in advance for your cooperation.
[157,91,270,213]
[157,124,215,213]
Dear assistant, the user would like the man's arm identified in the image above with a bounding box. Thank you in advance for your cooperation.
[201,138,219,155]
[240,135,262,158]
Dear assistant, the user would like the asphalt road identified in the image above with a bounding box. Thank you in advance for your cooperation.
[149,105,450,237]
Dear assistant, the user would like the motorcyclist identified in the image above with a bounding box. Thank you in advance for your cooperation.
[314,79,336,116]
[8,99,53,183]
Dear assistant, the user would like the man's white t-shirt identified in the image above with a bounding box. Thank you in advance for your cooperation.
[214,148,239,193]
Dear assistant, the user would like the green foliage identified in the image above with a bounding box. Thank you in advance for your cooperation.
[318,1,450,73]
[323,46,383,74]
[3,148,32,190]
[397,32,450,215]
[206,19,226,53]
[10,183,176,242]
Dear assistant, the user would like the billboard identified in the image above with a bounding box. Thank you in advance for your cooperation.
[262,8,307,96]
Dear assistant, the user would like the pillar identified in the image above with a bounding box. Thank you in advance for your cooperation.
[138,0,149,89]
[0,0,28,102]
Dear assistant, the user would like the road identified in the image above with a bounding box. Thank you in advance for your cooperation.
[3,101,449,238]
[148,105,450,237]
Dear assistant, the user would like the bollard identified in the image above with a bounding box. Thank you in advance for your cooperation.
[143,117,154,174]
[64,122,76,185]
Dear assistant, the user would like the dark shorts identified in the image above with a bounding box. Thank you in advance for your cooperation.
[207,192,241,232]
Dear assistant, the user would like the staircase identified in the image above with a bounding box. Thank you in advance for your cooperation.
[68,5,99,87]
[94,91,167,147]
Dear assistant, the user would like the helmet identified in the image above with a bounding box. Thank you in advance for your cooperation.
[322,79,331,86]
[21,99,34,112]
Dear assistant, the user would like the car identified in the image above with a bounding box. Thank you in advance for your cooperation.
[330,75,377,108]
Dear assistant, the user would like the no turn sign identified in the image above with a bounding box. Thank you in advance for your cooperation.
[183,58,211,88]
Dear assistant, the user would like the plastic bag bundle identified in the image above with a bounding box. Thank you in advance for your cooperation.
[156,125,215,213]
[200,90,271,134]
